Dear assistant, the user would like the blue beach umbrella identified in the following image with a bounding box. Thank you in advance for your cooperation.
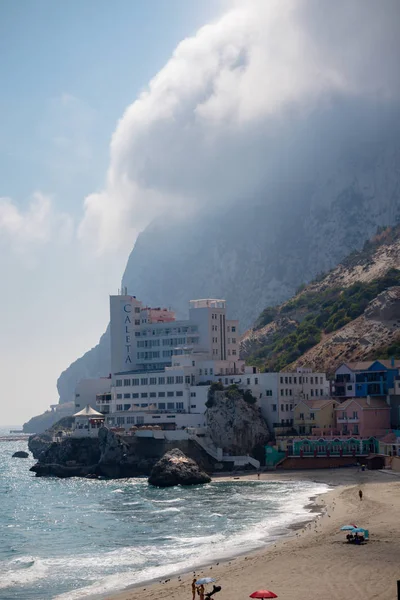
[196,578,216,586]
[340,525,356,531]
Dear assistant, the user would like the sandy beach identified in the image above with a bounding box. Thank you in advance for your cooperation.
[103,468,400,600]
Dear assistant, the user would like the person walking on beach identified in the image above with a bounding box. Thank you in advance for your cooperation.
[359,489,363,501]
[199,584,205,600]
[192,579,197,600]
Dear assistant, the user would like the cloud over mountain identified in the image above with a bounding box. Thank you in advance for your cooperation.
[78,0,400,254]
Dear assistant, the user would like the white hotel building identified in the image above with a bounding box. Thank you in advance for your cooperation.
[78,290,332,436]
[97,292,245,430]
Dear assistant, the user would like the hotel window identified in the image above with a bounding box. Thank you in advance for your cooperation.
[141,393,148,398]
[127,416,135,424]
[310,377,314,384]
[191,392,196,397]
[285,389,288,396]
[132,393,139,399]
[266,390,272,396]
[272,404,277,412]
[150,392,157,398]
[176,391,183,397]
[285,377,288,384]
[310,389,314,397]
[124,404,131,411]
[158,377,165,385]
[117,393,122,399]
[150,377,157,385]
[289,377,292,384]
[141,403,148,408]
[191,404,197,409]
[205,369,208,376]
[167,376,174,384]
[232,349,236,355]
[199,369,203,375]
[353,411,358,419]
[141,378,148,385]
[132,378,139,386]
[158,391,165,397]
[124,393,131,399]
[116,404,123,411]
[232,338,236,344]
[231,326,236,332]
[281,404,284,412]
[135,319,140,325]
[320,389,323,396]
[116,416,125,425]
[315,389,318,396]
[136,416,144,425]
[280,377,283,384]
[158,402,165,409]
[176,402,184,410]
[175,376,183,384]
[167,402,175,409]
[280,389,284,396]
[184,376,190,384]
[294,377,297,384]
[247,378,250,385]
[299,413,304,420]
[290,404,293,410]
[135,307,140,313]
[299,377,302,384]
[310,412,315,420]
[285,404,289,411]
[116,379,122,387]
[255,377,258,384]
[210,368,213,375]
[167,391,174,397]
[124,379,131,386]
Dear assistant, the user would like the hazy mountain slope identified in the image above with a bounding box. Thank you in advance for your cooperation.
[241,226,400,374]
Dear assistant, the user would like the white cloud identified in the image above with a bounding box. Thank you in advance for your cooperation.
[77,0,400,253]
[0,192,73,255]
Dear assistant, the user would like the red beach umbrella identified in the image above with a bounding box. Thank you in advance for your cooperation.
[250,591,277,599]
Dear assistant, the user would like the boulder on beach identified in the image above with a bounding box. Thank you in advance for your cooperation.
[148,448,211,488]
[12,451,29,458]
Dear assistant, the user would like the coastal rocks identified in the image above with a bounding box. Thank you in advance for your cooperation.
[206,392,270,456]
[30,462,96,478]
[12,451,29,458]
[148,449,211,487]
[28,434,53,459]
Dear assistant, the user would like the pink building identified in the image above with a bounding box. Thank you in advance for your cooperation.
[335,397,391,437]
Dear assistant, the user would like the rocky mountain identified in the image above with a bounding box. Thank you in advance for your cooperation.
[241,226,400,374]
[50,137,400,407]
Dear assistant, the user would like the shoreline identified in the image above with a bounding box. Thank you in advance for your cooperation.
[100,468,400,600]
[89,479,327,600]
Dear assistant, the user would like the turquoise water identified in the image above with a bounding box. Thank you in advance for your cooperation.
[0,433,328,600]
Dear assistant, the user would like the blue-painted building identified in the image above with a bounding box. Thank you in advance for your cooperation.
[334,360,400,398]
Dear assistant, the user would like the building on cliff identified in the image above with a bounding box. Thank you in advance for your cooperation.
[98,294,245,431]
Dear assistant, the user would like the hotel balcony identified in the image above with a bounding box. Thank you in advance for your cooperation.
[337,417,359,423]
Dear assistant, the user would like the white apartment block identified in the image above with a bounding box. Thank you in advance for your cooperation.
[240,368,330,432]
[100,294,244,431]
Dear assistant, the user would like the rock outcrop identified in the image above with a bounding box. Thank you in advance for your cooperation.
[206,392,270,456]
[28,434,53,459]
[148,448,211,487]
[12,451,29,458]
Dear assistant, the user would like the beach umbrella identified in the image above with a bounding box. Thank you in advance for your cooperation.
[196,578,216,586]
[249,591,277,599]
[352,528,366,533]
[340,525,356,531]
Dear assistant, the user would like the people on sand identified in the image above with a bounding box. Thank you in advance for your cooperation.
[359,489,363,501]
[192,578,197,600]
[198,584,205,600]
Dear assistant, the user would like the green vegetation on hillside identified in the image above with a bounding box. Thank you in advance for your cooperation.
[248,268,400,372]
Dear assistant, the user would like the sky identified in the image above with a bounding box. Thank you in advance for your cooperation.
[1,0,399,426]
[0,0,222,425]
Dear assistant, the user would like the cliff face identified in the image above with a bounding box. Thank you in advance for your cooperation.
[241,227,400,374]
[55,141,400,405]
[206,392,270,455]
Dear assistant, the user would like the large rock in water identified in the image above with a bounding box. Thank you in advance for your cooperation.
[148,449,211,488]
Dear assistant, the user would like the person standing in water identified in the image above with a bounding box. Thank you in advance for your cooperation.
[359,489,363,501]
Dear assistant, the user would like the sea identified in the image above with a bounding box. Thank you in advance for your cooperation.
[0,428,329,600]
